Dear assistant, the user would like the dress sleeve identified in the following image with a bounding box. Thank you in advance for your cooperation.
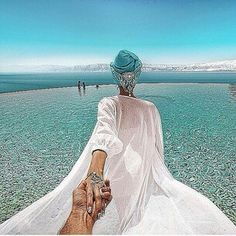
[89,97,124,159]
[153,105,164,159]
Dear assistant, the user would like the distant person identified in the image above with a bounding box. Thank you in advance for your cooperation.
[77,80,81,89]
[96,84,99,89]
[82,82,86,89]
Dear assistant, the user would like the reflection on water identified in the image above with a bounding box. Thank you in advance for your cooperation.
[228,84,236,101]
[77,87,86,97]
[77,84,102,97]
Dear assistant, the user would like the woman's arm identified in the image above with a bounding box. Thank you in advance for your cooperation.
[87,149,107,177]
[153,105,164,159]
[85,150,107,215]
[85,98,123,215]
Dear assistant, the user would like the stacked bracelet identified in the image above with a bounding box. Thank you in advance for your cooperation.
[85,171,104,187]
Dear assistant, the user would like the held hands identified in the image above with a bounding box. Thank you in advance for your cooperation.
[85,172,112,220]
[60,179,112,235]
[72,179,112,224]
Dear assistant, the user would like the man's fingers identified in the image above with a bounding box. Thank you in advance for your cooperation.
[94,185,102,218]
[78,180,87,190]
[104,179,110,187]
[86,182,93,214]
[73,180,87,198]
[101,198,106,214]
[90,201,97,222]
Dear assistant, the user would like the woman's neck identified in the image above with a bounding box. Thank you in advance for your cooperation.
[119,88,136,98]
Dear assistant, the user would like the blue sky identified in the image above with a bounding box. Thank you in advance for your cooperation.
[0,0,236,66]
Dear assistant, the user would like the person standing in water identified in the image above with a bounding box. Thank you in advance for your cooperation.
[77,80,81,89]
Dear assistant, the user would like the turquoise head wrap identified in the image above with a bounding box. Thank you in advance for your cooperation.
[110,50,142,96]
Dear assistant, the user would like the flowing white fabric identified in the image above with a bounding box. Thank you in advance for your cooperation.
[0,95,235,235]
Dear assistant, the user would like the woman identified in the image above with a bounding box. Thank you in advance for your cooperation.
[86,50,236,234]
[0,50,235,234]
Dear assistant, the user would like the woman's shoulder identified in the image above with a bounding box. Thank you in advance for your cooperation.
[109,95,154,105]
[99,95,157,111]
[99,96,115,105]
[98,96,117,110]
[99,96,160,118]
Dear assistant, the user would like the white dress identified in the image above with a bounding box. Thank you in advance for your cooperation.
[0,95,235,235]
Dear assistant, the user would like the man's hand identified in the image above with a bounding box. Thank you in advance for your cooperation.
[60,179,112,235]
[73,179,112,221]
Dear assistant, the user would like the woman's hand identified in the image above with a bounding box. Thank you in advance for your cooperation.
[85,176,112,219]
[99,179,112,218]
[86,149,110,218]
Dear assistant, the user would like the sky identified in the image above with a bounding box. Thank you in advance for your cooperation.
[0,0,236,66]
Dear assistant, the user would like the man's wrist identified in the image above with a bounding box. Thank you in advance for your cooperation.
[60,211,92,235]
[70,210,94,234]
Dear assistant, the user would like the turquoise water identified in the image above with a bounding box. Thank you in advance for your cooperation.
[1,72,236,93]
[0,83,236,225]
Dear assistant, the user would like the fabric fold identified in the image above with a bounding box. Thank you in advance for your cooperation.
[89,97,124,159]
[153,105,164,160]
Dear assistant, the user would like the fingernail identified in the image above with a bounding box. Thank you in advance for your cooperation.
[97,212,101,219]
[87,206,92,214]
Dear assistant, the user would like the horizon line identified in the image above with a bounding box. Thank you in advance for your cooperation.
[1,58,236,68]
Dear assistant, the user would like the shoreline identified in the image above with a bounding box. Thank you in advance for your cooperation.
[0,82,234,96]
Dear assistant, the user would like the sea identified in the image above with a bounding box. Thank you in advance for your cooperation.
[0,71,236,93]
[0,72,235,224]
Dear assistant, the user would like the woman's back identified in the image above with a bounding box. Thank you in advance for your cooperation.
[93,95,236,235]
[111,95,157,146]
[95,95,166,233]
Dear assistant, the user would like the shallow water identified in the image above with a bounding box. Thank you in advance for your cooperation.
[0,83,235,224]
